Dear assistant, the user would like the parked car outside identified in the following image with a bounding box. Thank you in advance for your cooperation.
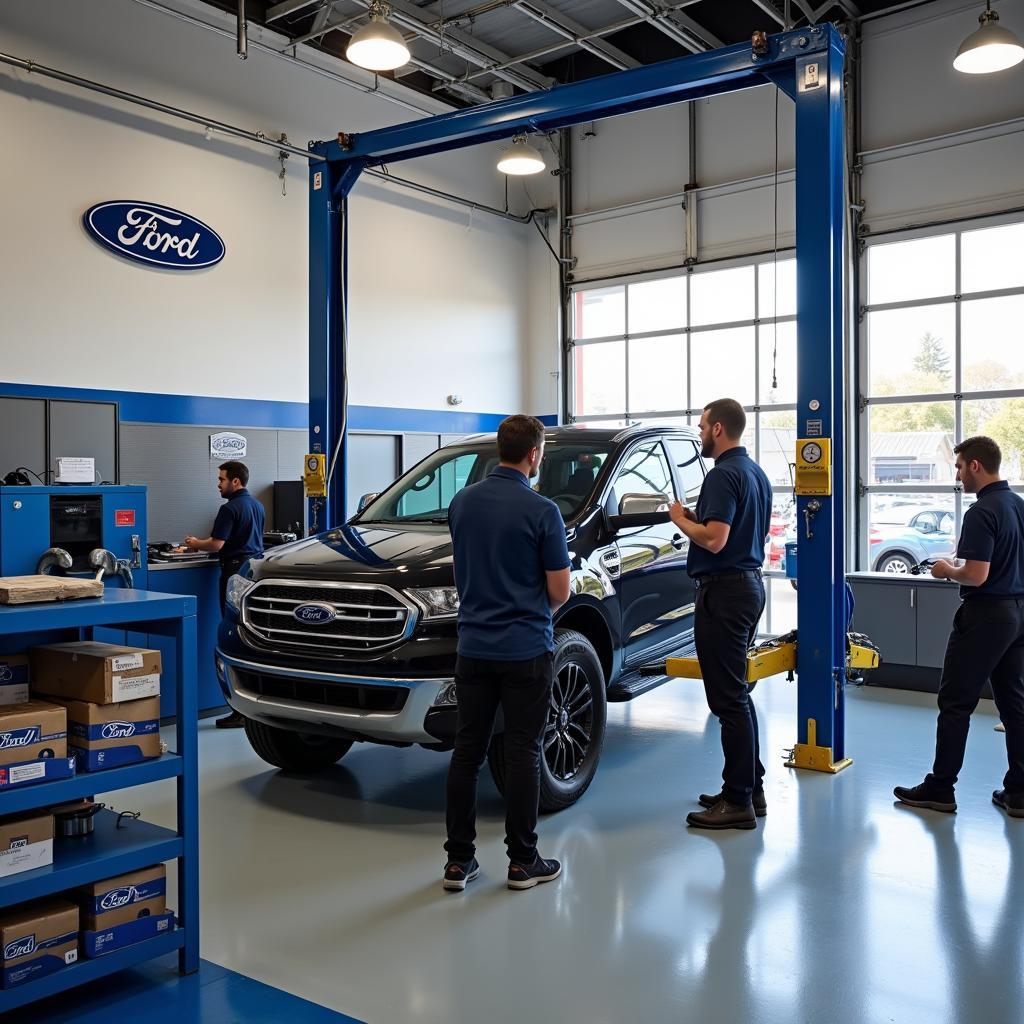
[870,506,955,573]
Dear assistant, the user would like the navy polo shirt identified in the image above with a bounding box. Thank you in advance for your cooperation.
[449,466,571,660]
[687,446,772,578]
[956,481,1024,600]
[211,488,265,561]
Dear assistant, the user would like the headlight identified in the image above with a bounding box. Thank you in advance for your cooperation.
[408,586,460,619]
[225,574,256,612]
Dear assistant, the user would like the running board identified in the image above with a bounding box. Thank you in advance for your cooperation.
[611,644,698,702]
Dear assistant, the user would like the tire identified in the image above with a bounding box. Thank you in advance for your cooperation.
[243,718,353,772]
[876,551,914,575]
[487,629,607,813]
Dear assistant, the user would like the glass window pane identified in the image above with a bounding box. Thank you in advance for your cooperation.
[573,285,624,339]
[574,341,625,417]
[760,321,797,406]
[868,403,955,484]
[867,234,955,305]
[962,221,1024,293]
[759,411,797,488]
[766,491,797,572]
[628,334,686,414]
[665,437,705,503]
[611,442,676,506]
[867,304,955,397]
[962,296,1024,393]
[690,265,755,326]
[963,398,1024,484]
[691,327,755,407]
[758,258,797,319]
[628,276,687,334]
[868,493,956,574]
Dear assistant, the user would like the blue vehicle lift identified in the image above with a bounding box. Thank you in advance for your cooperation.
[307,25,850,772]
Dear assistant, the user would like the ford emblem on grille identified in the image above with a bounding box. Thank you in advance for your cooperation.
[293,603,337,625]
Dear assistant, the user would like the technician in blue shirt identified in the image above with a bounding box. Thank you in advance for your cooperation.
[669,398,772,831]
[443,416,571,893]
[896,436,1024,818]
[186,459,265,728]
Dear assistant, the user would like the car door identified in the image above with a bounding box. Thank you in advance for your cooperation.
[610,440,693,667]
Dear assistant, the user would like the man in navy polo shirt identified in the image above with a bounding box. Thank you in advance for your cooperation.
[442,415,571,892]
[896,436,1024,818]
[669,398,772,831]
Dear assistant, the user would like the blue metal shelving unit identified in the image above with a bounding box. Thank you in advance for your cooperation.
[0,589,199,1014]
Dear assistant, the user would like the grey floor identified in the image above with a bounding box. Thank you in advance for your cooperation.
[127,680,1024,1024]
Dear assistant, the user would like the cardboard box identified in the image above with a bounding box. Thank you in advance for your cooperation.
[78,864,166,931]
[30,642,161,705]
[0,812,54,879]
[52,696,161,772]
[0,898,79,988]
[82,912,175,959]
[0,757,75,791]
[0,655,29,706]
[0,701,67,767]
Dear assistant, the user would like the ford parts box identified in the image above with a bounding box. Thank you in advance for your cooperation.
[0,812,54,879]
[30,643,161,704]
[0,701,67,767]
[52,696,161,772]
[0,898,79,988]
[0,655,29,706]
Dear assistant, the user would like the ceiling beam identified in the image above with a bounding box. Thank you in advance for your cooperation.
[513,0,640,72]
[749,0,788,27]
[607,0,721,54]
[266,0,323,22]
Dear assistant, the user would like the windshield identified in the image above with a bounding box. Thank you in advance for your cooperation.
[356,441,613,524]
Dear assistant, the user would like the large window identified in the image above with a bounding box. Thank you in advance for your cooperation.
[859,217,1024,571]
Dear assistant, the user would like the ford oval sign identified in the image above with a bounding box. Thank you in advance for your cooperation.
[293,603,337,625]
[83,201,225,270]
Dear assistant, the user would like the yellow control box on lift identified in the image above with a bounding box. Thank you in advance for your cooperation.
[303,453,327,497]
[795,438,831,496]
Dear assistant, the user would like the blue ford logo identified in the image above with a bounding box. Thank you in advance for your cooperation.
[83,201,225,270]
[293,603,337,625]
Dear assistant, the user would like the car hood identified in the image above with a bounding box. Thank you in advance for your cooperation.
[251,523,454,585]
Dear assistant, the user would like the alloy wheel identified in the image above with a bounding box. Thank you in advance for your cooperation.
[543,662,594,781]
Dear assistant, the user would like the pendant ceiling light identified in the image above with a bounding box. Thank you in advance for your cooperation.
[497,135,546,176]
[347,1,410,73]
[953,1,1024,74]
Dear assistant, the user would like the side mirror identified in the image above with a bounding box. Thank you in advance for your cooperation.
[356,492,380,513]
[609,492,671,531]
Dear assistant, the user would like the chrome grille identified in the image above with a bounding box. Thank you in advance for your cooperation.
[242,580,417,655]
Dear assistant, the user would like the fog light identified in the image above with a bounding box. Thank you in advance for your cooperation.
[434,682,458,706]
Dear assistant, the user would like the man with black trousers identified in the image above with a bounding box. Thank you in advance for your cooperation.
[442,415,571,891]
[895,436,1024,818]
[186,459,265,729]
[669,398,772,831]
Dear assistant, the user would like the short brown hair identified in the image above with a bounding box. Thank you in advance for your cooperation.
[954,435,1001,474]
[219,460,250,486]
[497,415,546,464]
[703,398,746,440]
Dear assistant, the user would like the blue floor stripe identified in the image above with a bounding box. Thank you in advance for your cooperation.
[6,955,365,1024]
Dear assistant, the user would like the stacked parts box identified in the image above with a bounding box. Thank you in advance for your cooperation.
[79,865,174,958]
[0,655,29,706]
[52,696,161,772]
[0,812,54,879]
[0,701,67,766]
[0,898,79,988]
[30,643,161,704]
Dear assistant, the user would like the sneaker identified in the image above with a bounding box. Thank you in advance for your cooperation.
[893,782,956,813]
[507,856,561,891]
[699,787,767,817]
[992,789,1024,819]
[995,722,1006,733]
[442,857,480,892]
[686,800,757,830]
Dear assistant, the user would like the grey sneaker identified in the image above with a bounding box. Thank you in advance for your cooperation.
[442,857,480,892]
[507,856,561,891]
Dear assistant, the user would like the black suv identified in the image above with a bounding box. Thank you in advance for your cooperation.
[215,425,708,810]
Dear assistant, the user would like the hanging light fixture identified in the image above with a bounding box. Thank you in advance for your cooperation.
[346,1,410,72]
[953,1,1024,74]
[497,135,546,176]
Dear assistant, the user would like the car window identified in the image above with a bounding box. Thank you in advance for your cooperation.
[914,512,939,534]
[610,442,676,510]
[665,437,705,504]
[939,512,954,535]
[535,444,611,519]
[394,452,483,520]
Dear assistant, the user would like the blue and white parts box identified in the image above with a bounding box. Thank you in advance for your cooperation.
[0,655,29,706]
[79,864,173,958]
[0,811,54,879]
[30,642,161,704]
[52,696,161,772]
[0,699,67,784]
[0,756,74,791]
[0,898,79,989]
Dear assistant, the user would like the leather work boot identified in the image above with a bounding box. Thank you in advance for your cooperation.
[893,782,956,813]
[686,800,757,830]
[699,787,767,816]
[992,789,1024,819]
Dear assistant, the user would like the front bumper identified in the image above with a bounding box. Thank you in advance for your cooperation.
[215,649,456,745]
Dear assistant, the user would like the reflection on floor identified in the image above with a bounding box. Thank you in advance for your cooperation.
[27,680,1024,1023]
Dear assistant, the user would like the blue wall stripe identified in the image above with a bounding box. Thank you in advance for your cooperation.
[0,382,557,433]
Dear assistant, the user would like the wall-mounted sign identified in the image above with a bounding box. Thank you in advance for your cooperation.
[83,201,225,270]
[210,432,247,459]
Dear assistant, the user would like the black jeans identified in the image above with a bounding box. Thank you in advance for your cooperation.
[928,597,1024,793]
[445,653,554,865]
[694,573,767,807]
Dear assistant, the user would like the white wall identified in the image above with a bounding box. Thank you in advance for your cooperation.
[0,0,539,418]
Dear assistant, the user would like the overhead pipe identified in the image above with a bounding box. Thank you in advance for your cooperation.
[237,0,248,59]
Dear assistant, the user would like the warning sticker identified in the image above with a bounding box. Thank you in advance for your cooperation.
[9,762,46,785]
[111,673,161,702]
[115,509,136,527]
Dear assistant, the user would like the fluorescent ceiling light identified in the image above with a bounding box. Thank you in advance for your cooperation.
[497,135,546,176]
[954,3,1024,74]
[347,3,410,72]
